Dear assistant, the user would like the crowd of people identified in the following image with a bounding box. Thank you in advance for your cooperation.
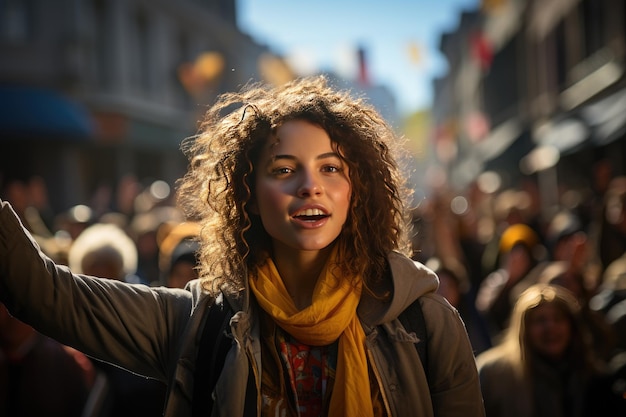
[0,76,625,416]
[0,174,200,417]
[413,162,626,416]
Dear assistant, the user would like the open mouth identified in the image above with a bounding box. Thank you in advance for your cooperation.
[292,208,329,222]
[295,214,328,222]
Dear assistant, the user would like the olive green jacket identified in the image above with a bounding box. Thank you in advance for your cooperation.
[0,200,484,416]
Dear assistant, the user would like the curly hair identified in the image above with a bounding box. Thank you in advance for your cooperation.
[176,75,413,295]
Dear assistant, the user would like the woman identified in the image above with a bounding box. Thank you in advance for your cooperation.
[475,223,542,338]
[0,76,484,417]
[476,283,605,417]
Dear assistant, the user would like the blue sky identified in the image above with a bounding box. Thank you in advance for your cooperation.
[236,0,479,116]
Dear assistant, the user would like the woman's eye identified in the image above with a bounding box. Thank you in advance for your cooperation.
[322,165,341,173]
[271,167,293,175]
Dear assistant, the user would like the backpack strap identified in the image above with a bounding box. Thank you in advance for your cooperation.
[398,297,429,379]
[192,295,233,417]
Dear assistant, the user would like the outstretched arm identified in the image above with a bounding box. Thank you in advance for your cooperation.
[0,199,192,381]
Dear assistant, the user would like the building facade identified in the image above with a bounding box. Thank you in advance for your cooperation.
[431,0,626,218]
[0,0,282,212]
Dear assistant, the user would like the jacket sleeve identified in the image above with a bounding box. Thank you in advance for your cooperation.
[422,292,486,417]
[0,199,193,381]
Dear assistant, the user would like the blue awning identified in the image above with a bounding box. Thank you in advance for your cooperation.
[0,85,94,141]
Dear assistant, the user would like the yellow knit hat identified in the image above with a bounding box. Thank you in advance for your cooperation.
[499,223,539,254]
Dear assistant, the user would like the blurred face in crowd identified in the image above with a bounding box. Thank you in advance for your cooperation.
[81,251,125,281]
[525,302,572,360]
[167,260,198,289]
[504,244,534,284]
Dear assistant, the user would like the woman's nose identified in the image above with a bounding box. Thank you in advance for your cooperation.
[296,171,322,197]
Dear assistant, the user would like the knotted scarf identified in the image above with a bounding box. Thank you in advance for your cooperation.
[250,250,374,417]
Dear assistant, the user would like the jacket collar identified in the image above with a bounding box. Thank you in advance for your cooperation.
[191,252,439,327]
[357,251,439,327]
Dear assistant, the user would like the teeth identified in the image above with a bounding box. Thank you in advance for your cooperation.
[295,208,325,216]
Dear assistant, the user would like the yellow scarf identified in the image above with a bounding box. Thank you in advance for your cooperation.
[250,250,374,417]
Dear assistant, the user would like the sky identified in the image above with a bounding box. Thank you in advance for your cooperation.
[236,0,480,117]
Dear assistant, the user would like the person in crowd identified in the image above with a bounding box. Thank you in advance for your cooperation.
[68,222,140,284]
[128,205,185,286]
[0,178,36,234]
[592,252,626,316]
[414,183,488,303]
[0,176,56,239]
[479,188,540,278]
[426,256,492,355]
[0,76,484,417]
[476,283,614,417]
[55,204,96,241]
[158,221,201,289]
[505,210,577,292]
[545,209,588,269]
[530,261,617,363]
[574,157,614,233]
[453,182,492,303]
[67,221,168,417]
[544,208,601,293]
[0,302,94,417]
[501,206,618,363]
[591,254,626,354]
[475,223,544,339]
[589,176,626,272]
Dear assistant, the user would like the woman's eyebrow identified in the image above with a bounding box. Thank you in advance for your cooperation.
[271,152,341,161]
[316,152,342,160]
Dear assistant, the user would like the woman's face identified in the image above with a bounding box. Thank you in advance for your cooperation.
[525,302,572,360]
[253,120,351,254]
